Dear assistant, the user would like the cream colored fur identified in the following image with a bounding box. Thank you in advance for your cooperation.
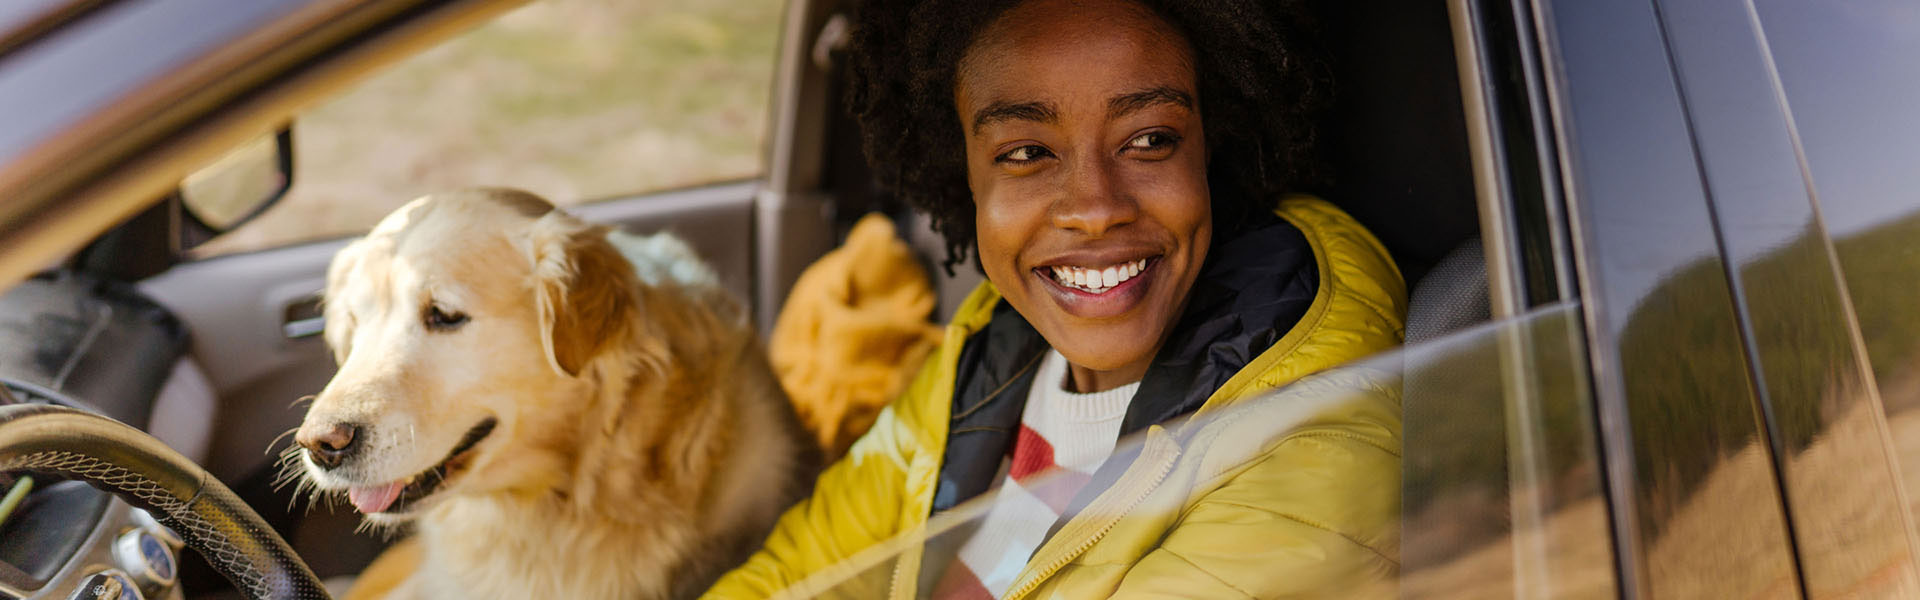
[296,189,819,600]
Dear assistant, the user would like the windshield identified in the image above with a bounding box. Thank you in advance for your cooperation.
[775,302,1618,598]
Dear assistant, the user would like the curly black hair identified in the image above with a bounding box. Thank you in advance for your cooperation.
[845,0,1332,273]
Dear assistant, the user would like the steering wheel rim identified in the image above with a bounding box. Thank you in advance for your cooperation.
[0,404,330,600]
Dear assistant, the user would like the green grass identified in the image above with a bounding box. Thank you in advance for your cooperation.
[1833,213,1920,401]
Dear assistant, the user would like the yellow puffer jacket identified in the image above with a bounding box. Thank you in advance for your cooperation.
[705,197,1407,599]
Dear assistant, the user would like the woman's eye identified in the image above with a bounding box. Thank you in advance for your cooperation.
[1125,131,1180,152]
[995,144,1053,164]
[423,304,469,331]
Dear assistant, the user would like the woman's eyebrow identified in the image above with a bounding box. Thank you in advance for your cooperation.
[972,101,1058,134]
[1107,86,1193,120]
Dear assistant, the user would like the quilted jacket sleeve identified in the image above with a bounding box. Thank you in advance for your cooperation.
[1111,439,1399,598]
[1112,377,1402,600]
[701,353,942,599]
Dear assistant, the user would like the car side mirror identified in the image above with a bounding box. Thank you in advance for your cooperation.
[177,128,294,249]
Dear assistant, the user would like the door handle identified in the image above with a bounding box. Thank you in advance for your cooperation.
[282,294,324,339]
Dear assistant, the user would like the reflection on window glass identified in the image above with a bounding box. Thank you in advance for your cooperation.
[1754,0,1920,527]
[783,305,1617,598]
[197,0,781,256]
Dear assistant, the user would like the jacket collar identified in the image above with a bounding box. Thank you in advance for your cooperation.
[930,212,1319,514]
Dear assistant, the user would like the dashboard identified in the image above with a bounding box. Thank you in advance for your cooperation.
[0,273,196,600]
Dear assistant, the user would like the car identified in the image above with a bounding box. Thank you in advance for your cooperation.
[1,0,1918,598]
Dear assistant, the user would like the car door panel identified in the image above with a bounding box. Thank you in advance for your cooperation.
[140,237,339,483]
[1538,0,1802,594]
[1652,0,1920,595]
[1748,0,1920,549]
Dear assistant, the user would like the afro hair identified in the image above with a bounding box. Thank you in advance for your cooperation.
[844,0,1332,273]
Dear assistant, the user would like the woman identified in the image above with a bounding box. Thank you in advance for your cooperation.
[706,0,1404,597]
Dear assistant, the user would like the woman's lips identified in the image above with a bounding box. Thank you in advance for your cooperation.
[1033,257,1159,319]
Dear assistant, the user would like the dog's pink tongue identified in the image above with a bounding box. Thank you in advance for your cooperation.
[348,481,406,514]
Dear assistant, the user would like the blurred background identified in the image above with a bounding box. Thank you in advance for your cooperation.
[198,0,782,256]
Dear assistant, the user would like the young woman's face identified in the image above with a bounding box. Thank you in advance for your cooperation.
[955,0,1210,390]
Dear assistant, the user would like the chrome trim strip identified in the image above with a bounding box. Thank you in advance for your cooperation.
[1529,0,1648,594]
[1448,0,1523,321]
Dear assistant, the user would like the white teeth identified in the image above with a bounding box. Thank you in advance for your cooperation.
[1047,258,1153,293]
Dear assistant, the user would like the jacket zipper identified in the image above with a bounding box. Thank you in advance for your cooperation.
[887,538,918,599]
[1002,431,1182,600]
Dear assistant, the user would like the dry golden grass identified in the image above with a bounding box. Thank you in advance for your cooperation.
[1401,496,1616,600]
[1779,398,1920,599]
[1405,394,1920,600]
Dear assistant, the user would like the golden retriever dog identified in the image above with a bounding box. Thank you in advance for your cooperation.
[290,189,820,599]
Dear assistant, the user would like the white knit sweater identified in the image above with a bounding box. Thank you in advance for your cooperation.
[940,350,1135,598]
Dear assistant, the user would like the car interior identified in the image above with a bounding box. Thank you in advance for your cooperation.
[0,0,1489,597]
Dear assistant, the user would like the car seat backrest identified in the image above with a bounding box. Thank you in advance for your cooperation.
[1399,234,1501,577]
[1405,235,1489,344]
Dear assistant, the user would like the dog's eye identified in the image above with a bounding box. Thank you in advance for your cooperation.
[423,304,469,331]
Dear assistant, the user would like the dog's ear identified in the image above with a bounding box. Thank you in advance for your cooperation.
[529,212,638,377]
[321,239,368,365]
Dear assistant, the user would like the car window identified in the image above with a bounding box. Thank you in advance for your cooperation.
[1752,0,1920,525]
[191,0,781,256]
[782,304,1617,598]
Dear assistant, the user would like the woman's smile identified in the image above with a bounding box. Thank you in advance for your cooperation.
[957,0,1210,388]
[1033,255,1160,319]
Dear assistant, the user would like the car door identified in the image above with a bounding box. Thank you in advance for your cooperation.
[1433,0,1913,597]
[134,0,841,583]
[1727,0,1920,594]
[1534,0,1813,596]
[1533,0,1920,596]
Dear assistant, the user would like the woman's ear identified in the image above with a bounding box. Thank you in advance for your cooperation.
[528,212,638,377]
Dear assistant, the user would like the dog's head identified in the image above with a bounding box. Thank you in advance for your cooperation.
[292,189,642,524]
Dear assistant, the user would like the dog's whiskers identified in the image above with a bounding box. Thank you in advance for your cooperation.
[352,517,405,541]
[267,443,345,517]
[287,394,317,410]
[265,427,302,456]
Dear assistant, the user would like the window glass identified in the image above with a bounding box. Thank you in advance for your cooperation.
[1753,0,1920,524]
[195,0,781,256]
[788,305,1617,598]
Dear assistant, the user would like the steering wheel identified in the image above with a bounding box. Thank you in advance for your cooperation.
[0,404,331,600]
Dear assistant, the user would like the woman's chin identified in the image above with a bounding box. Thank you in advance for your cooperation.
[1044,327,1161,379]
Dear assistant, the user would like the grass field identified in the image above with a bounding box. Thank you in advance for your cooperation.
[199,0,784,255]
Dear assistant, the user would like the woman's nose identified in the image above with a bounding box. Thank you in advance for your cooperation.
[1050,158,1137,236]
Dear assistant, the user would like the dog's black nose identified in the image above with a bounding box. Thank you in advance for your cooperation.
[296,422,362,470]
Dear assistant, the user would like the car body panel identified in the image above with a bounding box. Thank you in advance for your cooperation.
[1752,1,1920,574]
[1655,0,1920,594]
[1537,0,1801,595]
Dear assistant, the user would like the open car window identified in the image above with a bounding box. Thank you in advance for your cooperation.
[774,302,1618,598]
[192,0,782,257]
